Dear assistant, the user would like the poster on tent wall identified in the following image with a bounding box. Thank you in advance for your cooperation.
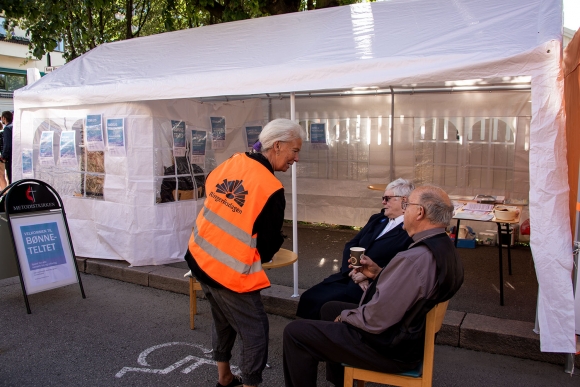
[210,117,226,150]
[245,125,262,151]
[106,118,126,157]
[85,114,105,151]
[39,131,55,166]
[310,123,328,150]
[21,149,33,178]
[59,131,78,168]
[10,213,77,295]
[172,120,186,157]
[191,130,207,165]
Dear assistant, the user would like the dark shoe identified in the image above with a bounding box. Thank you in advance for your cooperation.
[216,375,243,387]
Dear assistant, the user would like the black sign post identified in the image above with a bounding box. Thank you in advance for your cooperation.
[0,179,86,314]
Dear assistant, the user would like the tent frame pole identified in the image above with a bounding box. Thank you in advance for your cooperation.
[291,92,299,298]
[564,160,580,374]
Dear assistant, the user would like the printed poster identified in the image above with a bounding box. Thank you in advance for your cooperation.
[210,117,226,150]
[245,126,262,150]
[310,123,329,150]
[172,120,186,157]
[22,149,34,178]
[59,131,78,167]
[11,213,78,295]
[39,131,55,166]
[106,118,126,157]
[86,114,105,151]
[191,130,207,165]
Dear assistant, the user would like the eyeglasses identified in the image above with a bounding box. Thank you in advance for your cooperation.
[382,195,402,202]
[401,201,423,210]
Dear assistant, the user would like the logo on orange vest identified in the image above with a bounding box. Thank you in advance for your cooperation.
[216,179,248,207]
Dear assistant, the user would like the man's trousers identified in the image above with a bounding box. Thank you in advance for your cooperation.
[283,301,419,387]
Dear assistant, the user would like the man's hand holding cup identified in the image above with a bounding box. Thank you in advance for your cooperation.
[350,252,381,281]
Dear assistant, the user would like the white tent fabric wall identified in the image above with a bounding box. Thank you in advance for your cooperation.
[15,99,263,266]
[270,91,532,228]
[12,0,573,352]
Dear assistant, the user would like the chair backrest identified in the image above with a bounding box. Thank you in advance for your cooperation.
[421,300,449,386]
[429,300,449,334]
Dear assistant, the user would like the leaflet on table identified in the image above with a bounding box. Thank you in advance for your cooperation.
[106,118,126,157]
[39,131,55,166]
[245,125,262,150]
[12,216,77,294]
[310,123,329,150]
[59,131,78,167]
[21,149,34,177]
[453,211,494,221]
[86,114,105,151]
[172,120,186,157]
[191,130,207,164]
[210,117,226,149]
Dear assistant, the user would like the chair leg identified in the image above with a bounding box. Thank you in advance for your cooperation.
[189,277,196,330]
[344,367,354,387]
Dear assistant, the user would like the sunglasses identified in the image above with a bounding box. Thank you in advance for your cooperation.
[382,195,402,202]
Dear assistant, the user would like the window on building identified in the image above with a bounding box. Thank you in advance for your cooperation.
[0,72,27,91]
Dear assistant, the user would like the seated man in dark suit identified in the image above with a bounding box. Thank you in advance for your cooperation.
[296,178,415,320]
[283,185,464,387]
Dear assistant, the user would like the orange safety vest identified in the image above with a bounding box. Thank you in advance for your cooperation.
[188,153,283,292]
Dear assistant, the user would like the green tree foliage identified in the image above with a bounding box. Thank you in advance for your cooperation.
[1,0,364,62]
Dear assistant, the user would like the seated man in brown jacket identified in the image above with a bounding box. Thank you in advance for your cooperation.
[283,185,464,387]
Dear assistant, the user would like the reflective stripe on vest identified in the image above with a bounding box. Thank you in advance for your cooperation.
[192,221,261,275]
[189,153,283,292]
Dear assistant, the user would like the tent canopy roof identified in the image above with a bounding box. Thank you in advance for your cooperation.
[16,0,560,108]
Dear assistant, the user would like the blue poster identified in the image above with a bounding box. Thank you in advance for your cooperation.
[172,120,186,148]
[191,130,207,156]
[310,123,327,144]
[210,117,226,141]
[39,131,54,158]
[245,126,262,148]
[60,131,76,157]
[20,222,67,271]
[86,114,103,142]
[22,149,33,176]
[106,118,125,147]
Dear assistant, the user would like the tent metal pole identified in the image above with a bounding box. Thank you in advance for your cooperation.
[291,92,299,298]
[564,160,580,374]
[196,84,531,103]
[389,86,395,182]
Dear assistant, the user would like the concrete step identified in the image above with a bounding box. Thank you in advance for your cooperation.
[77,257,579,368]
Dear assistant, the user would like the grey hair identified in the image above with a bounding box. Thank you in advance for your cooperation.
[259,119,305,151]
[386,178,415,198]
[416,185,454,226]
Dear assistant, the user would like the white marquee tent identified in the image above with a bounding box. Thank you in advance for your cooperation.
[12,0,574,352]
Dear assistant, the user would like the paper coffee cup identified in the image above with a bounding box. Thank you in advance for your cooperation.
[349,247,365,267]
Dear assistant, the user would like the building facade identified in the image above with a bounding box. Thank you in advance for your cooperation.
[0,14,66,111]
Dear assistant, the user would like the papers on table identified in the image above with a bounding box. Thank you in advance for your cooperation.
[464,203,494,212]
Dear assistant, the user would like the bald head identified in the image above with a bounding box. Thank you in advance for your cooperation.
[403,185,454,236]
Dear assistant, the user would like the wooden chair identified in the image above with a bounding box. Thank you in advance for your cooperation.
[343,300,449,387]
[184,271,203,330]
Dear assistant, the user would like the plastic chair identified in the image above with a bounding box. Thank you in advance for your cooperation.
[184,270,203,329]
[343,300,449,387]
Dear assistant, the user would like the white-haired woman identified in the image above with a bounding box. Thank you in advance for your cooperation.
[185,118,304,387]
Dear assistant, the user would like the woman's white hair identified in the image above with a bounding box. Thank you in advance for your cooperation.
[259,119,305,151]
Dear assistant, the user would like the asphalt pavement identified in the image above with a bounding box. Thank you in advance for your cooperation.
[1,273,579,386]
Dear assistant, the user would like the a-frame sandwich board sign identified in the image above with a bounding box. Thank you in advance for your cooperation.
[0,179,86,313]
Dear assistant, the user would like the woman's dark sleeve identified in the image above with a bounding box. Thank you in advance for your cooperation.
[253,188,286,263]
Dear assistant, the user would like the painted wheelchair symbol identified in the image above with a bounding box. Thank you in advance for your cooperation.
[116,342,240,378]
